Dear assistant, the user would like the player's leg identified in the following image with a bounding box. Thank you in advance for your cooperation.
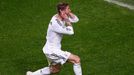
[40,53,62,74]
[27,61,62,75]
[68,54,82,75]
[27,67,50,75]
[68,54,80,63]
[47,50,70,74]
[26,54,51,75]
[49,64,62,74]
[33,50,70,75]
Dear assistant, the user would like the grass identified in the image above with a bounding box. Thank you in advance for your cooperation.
[0,0,134,75]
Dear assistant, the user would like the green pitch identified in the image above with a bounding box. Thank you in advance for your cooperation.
[0,0,134,75]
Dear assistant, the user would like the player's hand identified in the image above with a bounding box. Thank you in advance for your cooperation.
[68,12,75,19]
[61,12,68,20]
[61,12,71,23]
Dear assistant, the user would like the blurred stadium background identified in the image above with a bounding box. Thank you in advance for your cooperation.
[0,0,134,75]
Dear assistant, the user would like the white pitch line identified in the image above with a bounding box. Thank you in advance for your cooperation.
[104,0,134,10]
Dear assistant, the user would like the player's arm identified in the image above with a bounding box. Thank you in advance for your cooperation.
[68,12,79,23]
[51,19,74,35]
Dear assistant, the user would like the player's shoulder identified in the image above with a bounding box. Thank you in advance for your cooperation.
[51,14,61,24]
[51,14,58,21]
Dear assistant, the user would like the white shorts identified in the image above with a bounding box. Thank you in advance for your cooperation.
[43,50,71,65]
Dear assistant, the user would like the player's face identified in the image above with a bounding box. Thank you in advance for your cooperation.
[64,6,71,14]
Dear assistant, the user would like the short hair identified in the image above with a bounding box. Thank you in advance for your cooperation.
[57,2,69,14]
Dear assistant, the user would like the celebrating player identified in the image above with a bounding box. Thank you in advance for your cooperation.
[27,2,82,75]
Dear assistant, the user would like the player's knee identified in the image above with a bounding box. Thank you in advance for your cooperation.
[75,56,81,63]
[50,65,61,74]
[69,54,81,64]
[51,68,60,74]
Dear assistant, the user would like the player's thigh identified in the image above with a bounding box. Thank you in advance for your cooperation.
[68,53,80,64]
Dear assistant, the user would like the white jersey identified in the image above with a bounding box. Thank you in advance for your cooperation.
[43,14,79,54]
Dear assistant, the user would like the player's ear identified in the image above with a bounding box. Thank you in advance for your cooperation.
[60,10,62,14]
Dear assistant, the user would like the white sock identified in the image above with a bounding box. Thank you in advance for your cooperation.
[32,67,50,75]
[73,63,82,75]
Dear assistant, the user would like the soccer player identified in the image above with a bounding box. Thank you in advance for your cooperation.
[26,2,82,75]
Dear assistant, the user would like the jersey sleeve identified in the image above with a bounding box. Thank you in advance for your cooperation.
[68,14,79,23]
[51,19,74,35]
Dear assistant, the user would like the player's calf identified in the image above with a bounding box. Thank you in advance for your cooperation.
[68,54,82,75]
